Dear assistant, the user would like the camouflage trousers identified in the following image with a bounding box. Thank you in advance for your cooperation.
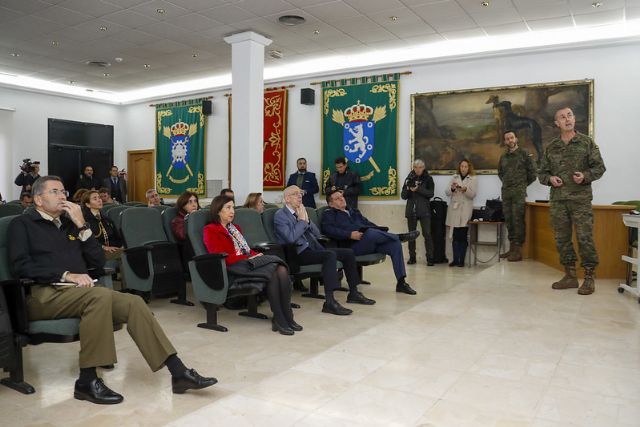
[502,192,526,245]
[549,199,598,267]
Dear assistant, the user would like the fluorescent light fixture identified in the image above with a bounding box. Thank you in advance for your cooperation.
[0,19,638,104]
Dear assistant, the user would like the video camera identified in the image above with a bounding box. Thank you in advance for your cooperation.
[20,158,40,174]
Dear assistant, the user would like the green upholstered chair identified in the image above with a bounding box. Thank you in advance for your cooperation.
[185,210,266,332]
[120,207,191,305]
[161,207,179,243]
[106,205,129,232]
[0,204,24,218]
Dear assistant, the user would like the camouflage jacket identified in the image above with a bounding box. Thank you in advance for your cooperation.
[498,147,536,196]
[538,132,606,201]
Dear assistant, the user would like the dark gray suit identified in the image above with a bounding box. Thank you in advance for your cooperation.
[102,176,127,203]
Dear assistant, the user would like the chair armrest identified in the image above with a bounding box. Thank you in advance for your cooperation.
[251,242,283,252]
[192,253,228,291]
[192,252,227,262]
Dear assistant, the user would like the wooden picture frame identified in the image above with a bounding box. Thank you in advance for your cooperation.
[411,79,594,174]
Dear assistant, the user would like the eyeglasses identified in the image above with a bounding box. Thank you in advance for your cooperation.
[40,189,69,197]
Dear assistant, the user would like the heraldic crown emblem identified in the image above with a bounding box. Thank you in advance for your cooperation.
[170,121,190,136]
[344,101,373,122]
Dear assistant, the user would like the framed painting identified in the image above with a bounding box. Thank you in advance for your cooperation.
[411,79,594,174]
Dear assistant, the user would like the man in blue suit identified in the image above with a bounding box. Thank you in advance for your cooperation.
[274,185,374,315]
[322,190,419,295]
[286,158,319,208]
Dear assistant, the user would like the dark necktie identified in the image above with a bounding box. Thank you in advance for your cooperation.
[296,173,304,188]
[112,177,117,185]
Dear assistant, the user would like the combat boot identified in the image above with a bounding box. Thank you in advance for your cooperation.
[507,244,522,262]
[499,246,511,259]
[552,265,579,289]
[578,267,595,295]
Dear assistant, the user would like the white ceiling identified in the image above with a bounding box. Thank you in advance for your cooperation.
[0,0,639,95]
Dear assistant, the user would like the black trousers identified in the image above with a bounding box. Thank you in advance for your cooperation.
[407,216,434,259]
[297,247,360,293]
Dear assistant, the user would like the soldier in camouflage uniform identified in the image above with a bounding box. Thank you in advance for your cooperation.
[498,130,537,262]
[538,107,606,295]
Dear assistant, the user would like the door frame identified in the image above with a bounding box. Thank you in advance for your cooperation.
[127,149,155,202]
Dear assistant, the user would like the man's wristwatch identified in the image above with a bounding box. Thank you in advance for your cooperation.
[78,223,90,232]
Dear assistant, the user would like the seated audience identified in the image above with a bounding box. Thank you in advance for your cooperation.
[20,191,33,209]
[146,188,161,207]
[219,188,234,200]
[98,187,117,205]
[171,191,200,242]
[76,165,101,191]
[274,185,373,316]
[72,188,88,204]
[8,176,216,405]
[322,190,419,295]
[203,195,301,335]
[81,190,123,260]
[242,192,265,213]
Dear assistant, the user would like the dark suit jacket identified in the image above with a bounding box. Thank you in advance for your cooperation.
[77,174,101,191]
[8,209,105,283]
[273,206,322,254]
[400,171,434,218]
[324,169,361,209]
[286,171,319,208]
[102,177,128,203]
[321,207,377,244]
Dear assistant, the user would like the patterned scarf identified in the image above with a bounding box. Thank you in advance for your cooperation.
[226,223,251,256]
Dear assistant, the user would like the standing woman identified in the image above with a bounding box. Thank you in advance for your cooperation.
[401,159,435,265]
[445,159,477,267]
[203,195,301,335]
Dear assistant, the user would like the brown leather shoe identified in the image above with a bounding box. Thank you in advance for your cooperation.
[552,265,579,289]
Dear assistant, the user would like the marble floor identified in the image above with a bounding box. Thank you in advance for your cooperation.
[1,260,639,427]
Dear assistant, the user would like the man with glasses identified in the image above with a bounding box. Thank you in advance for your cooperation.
[274,185,374,316]
[8,176,216,404]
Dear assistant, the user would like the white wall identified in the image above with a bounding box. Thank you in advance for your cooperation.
[4,40,639,205]
[0,110,14,201]
[0,86,121,200]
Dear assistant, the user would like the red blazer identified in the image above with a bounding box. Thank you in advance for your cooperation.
[203,222,258,266]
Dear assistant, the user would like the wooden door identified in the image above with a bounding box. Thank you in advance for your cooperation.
[127,149,154,202]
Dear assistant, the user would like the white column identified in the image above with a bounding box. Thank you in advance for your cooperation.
[224,31,272,200]
[0,110,15,201]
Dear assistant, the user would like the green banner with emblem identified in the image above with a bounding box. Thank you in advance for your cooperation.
[321,74,399,198]
[155,98,206,196]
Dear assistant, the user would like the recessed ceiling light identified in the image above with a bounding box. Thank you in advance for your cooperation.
[389,16,398,21]
[10,52,20,57]
[86,60,111,68]
[313,29,320,35]
[114,57,123,63]
[192,53,198,58]
[144,64,151,69]
[99,25,107,31]
[156,8,165,14]
[103,73,110,77]
[481,1,489,6]
[278,15,305,26]
[51,40,59,47]
[592,2,602,7]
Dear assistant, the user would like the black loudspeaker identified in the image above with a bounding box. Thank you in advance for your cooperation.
[202,100,212,115]
[300,88,315,105]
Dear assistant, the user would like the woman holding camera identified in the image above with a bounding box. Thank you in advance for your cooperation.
[445,158,477,267]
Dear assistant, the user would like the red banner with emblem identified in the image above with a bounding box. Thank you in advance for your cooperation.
[263,88,288,189]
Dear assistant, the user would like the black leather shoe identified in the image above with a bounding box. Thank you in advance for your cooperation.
[172,368,218,394]
[396,281,417,295]
[272,319,294,335]
[322,300,353,316]
[347,291,376,305]
[426,259,435,266]
[74,378,123,404]
[397,230,420,243]
[360,279,371,285]
[288,320,303,332]
[407,258,416,265]
[99,364,115,370]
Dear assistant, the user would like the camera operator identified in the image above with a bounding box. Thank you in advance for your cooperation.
[15,159,41,193]
[401,159,435,266]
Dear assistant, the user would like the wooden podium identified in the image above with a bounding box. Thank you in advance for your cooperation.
[523,202,633,279]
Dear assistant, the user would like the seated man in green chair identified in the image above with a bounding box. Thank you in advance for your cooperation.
[8,176,216,405]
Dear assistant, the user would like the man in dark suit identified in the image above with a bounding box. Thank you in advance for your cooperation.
[76,165,101,191]
[102,165,127,203]
[286,158,319,208]
[274,185,374,315]
[322,190,419,295]
[8,176,216,404]
[324,156,361,209]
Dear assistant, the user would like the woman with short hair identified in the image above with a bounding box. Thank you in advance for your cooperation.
[203,195,300,335]
[242,192,265,213]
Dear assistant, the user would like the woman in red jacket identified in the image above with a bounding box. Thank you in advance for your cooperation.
[203,195,301,335]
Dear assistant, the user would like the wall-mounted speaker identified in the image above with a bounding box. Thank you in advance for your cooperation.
[202,100,212,115]
[300,88,315,105]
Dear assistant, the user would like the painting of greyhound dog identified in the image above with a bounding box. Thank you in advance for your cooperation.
[411,80,593,174]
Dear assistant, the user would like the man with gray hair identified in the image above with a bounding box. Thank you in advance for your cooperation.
[146,188,161,207]
[401,159,435,265]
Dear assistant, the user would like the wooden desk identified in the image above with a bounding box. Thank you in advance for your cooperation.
[523,202,634,279]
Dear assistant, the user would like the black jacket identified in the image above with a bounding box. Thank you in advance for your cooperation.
[8,208,105,283]
[82,207,123,248]
[325,169,361,209]
[77,174,101,191]
[401,170,434,218]
[14,172,40,192]
[102,177,128,203]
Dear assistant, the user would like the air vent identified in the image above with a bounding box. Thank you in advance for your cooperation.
[269,50,283,59]
[278,15,305,26]
[85,61,111,68]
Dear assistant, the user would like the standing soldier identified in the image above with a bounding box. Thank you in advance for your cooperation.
[538,107,606,295]
[498,130,537,262]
